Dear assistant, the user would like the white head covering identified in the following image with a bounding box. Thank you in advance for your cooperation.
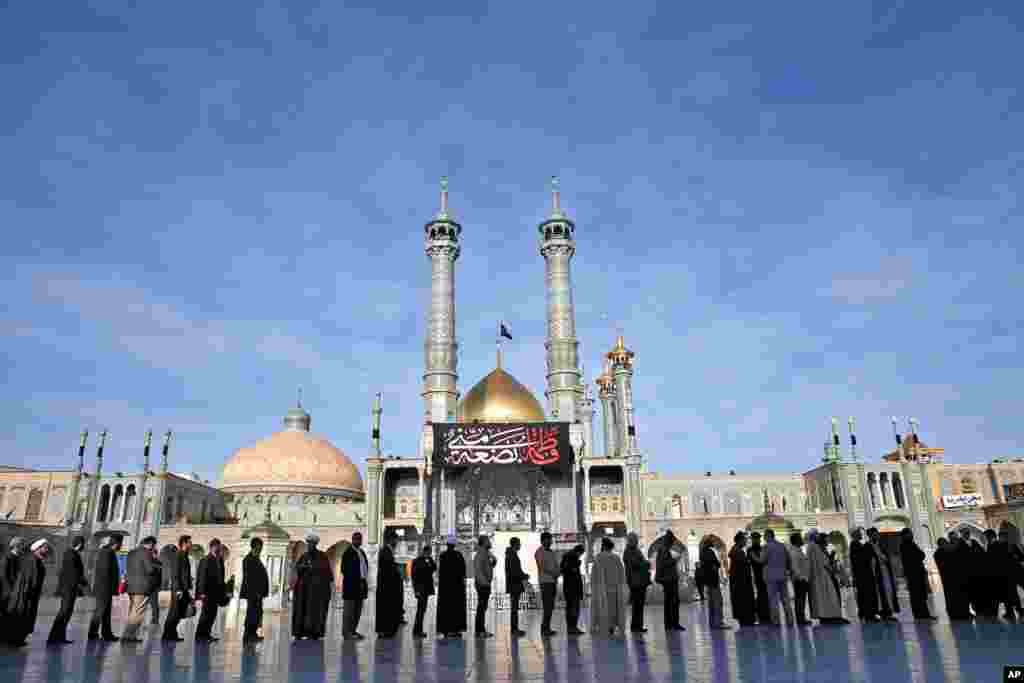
[30,538,50,552]
[446,534,457,545]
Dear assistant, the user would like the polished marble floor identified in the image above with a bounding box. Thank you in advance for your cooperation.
[2,592,1022,682]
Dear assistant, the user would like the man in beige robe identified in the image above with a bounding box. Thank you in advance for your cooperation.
[589,538,628,637]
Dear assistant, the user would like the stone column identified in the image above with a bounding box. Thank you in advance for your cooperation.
[367,459,384,546]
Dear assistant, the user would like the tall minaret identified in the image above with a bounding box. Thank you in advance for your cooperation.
[422,178,461,423]
[596,362,617,458]
[540,176,582,422]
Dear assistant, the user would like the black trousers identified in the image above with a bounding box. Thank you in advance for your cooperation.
[414,595,430,634]
[509,591,522,631]
[196,599,219,639]
[88,593,115,638]
[661,581,680,629]
[793,579,810,622]
[244,597,263,640]
[163,591,190,639]
[475,586,490,633]
[47,593,78,642]
[540,583,556,632]
[565,590,581,630]
[907,577,932,618]
[630,586,647,630]
[696,581,705,600]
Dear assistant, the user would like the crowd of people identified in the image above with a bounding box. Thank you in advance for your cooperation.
[1,524,1022,649]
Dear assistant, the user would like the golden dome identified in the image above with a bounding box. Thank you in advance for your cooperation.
[458,367,546,423]
[221,430,364,496]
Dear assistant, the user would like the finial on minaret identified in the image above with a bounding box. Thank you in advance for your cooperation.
[439,176,450,219]
[550,175,563,218]
[297,386,303,409]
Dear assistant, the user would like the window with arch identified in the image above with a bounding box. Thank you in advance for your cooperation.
[110,484,124,522]
[123,484,136,521]
[866,473,879,508]
[723,492,741,515]
[97,485,111,522]
[24,489,44,521]
[671,495,683,519]
[77,499,88,522]
[879,473,892,508]
[892,473,906,509]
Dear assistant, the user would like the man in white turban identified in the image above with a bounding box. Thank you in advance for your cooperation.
[3,539,50,646]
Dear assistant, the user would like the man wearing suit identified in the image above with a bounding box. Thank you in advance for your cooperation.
[121,536,161,643]
[88,536,121,641]
[195,539,226,642]
[240,537,269,643]
[504,537,530,637]
[762,529,794,625]
[47,535,89,644]
[340,531,369,640]
[162,535,194,642]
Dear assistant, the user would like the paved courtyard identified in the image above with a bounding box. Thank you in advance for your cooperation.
[1,592,1022,682]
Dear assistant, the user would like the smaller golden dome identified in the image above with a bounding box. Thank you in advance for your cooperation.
[458,367,545,423]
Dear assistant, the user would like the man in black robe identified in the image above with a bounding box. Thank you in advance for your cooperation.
[934,533,971,619]
[900,529,936,620]
[960,528,988,617]
[623,532,651,633]
[240,537,270,643]
[376,530,402,637]
[411,545,436,638]
[504,537,530,637]
[561,544,585,635]
[162,535,193,642]
[728,532,756,626]
[0,537,26,622]
[291,534,333,640]
[341,532,368,640]
[748,532,771,624]
[849,528,879,622]
[436,536,467,638]
[4,538,50,646]
[89,536,121,641]
[867,528,900,621]
[47,535,88,644]
[987,529,1022,621]
[195,538,226,642]
[655,530,685,631]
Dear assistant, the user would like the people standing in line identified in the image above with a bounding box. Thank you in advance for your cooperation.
[590,538,627,637]
[121,536,161,644]
[240,537,269,644]
[622,532,651,633]
[787,532,812,625]
[473,534,496,638]
[195,538,227,643]
[4,539,50,647]
[0,536,26,621]
[162,535,193,642]
[728,532,756,627]
[411,545,436,638]
[504,537,530,638]
[655,530,684,631]
[535,532,560,637]
[933,533,970,620]
[376,530,403,638]
[290,534,333,641]
[561,544,585,635]
[89,536,121,641]
[866,528,900,621]
[762,529,794,625]
[748,532,771,624]
[807,530,849,625]
[341,531,369,640]
[898,528,936,621]
[47,535,88,644]
[437,536,467,639]
[986,528,1022,621]
[698,538,730,630]
[849,528,880,622]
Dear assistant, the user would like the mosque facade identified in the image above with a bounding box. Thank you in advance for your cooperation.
[3,182,1023,603]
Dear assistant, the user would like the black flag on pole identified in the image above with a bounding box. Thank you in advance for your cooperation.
[895,433,902,445]
[850,433,857,446]
[499,322,513,340]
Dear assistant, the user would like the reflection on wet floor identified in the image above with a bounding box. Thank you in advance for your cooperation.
[1,592,1021,682]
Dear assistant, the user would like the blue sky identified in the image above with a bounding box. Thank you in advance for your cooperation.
[2,1,1022,483]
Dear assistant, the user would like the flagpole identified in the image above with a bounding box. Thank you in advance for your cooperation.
[496,321,502,369]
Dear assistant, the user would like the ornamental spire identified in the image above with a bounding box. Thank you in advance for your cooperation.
[438,176,450,220]
[550,175,563,218]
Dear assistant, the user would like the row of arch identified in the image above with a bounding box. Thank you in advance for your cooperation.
[646,491,797,519]
[865,472,907,510]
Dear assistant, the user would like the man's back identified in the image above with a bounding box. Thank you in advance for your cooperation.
[763,540,789,582]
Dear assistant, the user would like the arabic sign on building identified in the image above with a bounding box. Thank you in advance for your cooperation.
[942,494,982,509]
[432,422,572,469]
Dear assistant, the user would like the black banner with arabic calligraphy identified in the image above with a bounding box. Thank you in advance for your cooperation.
[432,422,573,471]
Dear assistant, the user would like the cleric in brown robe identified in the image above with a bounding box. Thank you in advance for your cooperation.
[291,534,334,640]
[4,539,51,647]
